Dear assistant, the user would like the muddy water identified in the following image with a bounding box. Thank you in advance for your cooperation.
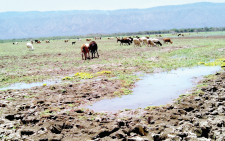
[0,80,61,91]
[87,66,221,112]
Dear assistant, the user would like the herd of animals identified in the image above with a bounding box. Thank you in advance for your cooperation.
[12,35,174,60]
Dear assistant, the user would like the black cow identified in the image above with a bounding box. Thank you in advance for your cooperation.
[88,41,99,59]
[72,41,76,45]
[117,38,131,46]
[35,40,38,43]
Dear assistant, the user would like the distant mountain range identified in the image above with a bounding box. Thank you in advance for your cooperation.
[1,2,225,39]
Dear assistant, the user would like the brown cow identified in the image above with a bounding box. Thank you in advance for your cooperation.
[159,35,162,37]
[36,41,41,44]
[45,41,50,43]
[163,38,173,44]
[81,44,90,60]
[88,41,99,59]
[64,40,68,43]
[86,39,91,41]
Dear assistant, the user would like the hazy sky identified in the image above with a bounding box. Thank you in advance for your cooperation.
[1,0,225,12]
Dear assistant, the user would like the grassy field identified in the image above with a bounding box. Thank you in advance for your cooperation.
[1,34,225,88]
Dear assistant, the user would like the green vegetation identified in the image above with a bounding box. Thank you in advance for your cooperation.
[1,33,225,91]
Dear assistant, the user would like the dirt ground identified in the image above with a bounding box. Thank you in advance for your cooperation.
[1,36,225,140]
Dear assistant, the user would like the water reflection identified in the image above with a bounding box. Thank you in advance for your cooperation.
[87,66,221,112]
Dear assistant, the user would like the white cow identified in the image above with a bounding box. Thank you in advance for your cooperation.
[147,39,156,47]
[151,38,162,46]
[26,43,34,51]
[139,37,148,46]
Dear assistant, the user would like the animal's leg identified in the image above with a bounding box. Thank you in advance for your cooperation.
[96,51,99,57]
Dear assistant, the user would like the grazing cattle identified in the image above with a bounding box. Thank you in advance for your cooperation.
[31,40,33,44]
[133,38,142,47]
[95,37,101,40]
[64,40,68,43]
[147,39,156,47]
[108,37,114,40]
[88,41,99,59]
[36,41,41,44]
[159,35,162,37]
[139,37,148,46]
[117,38,131,46]
[35,40,38,43]
[45,40,50,43]
[26,43,34,51]
[156,35,158,37]
[163,38,173,44]
[81,44,90,60]
[178,34,181,36]
[151,38,162,46]
[128,37,133,43]
[72,41,76,45]
[182,34,184,37]
[86,39,91,41]
[13,42,18,45]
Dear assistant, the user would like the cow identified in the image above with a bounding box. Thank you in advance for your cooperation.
[81,44,90,60]
[88,41,99,59]
[139,37,148,46]
[26,43,34,51]
[147,39,156,47]
[133,38,142,47]
[95,37,101,40]
[72,41,76,45]
[31,40,33,44]
[163,38,173,44]
[108,37,114,40]
[152,38,162,46]
[86,39,91,41]
[178,34,181,36]
[45,41,50,43]
[77,39,81,41]
[159,35,162,37]
[149,38,162,46]
[64,40,68,43]
[35,40,38,43]
[36,41,41,44]
[117,38,131,46]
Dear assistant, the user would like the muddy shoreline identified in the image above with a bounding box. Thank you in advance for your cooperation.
[1,69,225,140]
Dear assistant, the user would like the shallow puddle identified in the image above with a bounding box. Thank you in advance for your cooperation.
[0,80,61,91]
[87,66,221,112]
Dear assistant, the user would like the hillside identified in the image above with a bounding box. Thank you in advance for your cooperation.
[0,2,225,39]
